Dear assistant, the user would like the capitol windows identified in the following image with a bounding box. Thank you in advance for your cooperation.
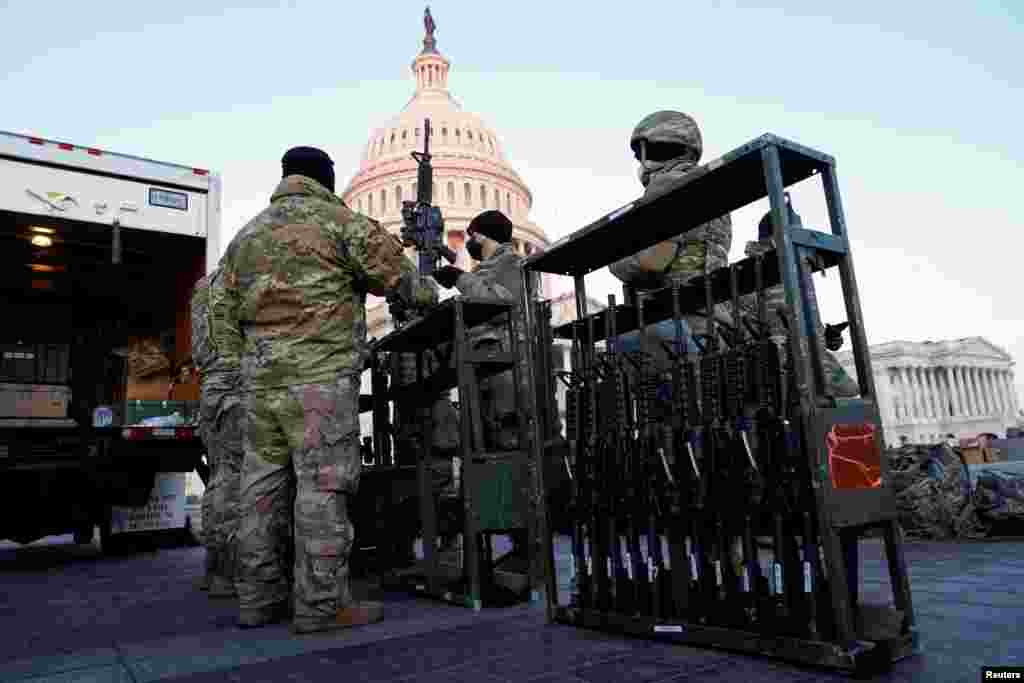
[380,189,387,213]
[412,182,418,199]
[455,129,461,142]
[479,184,487,207]
[368,194,374,216]
[447,182,454,204]
[415,127,421,141]
[402,130,408,142]
[442,127,448,141]
[467,130,473,142]
[505,192,511,214]
[464,183,471,205]
[395,186,403,206]
[390,132,396,150]
[494,188,500,209]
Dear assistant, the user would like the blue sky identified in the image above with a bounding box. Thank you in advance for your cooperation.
[3,0,1022,407]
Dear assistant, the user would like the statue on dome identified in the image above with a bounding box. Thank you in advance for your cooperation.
[424,7,436,37]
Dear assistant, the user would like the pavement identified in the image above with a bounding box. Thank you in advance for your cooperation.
[0,534,1022,682]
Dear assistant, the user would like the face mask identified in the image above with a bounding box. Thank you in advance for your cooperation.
[466,238,484,261]
[637,160,668,187]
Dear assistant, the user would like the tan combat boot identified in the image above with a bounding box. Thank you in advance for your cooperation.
[291,601,384,635]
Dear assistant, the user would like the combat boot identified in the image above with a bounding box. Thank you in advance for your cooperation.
[237,601,293,629]
[291,601,384,635]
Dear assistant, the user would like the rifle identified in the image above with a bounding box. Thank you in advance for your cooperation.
[700,273,732,625]
[605,296,640,614]
[727,264,762,629]
[562,322,591,609]
[388,117,457,327]
[589,310,613,612]
[633,293,669,619]
[400,118,457,276]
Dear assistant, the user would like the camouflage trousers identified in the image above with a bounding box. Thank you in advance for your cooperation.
[199,389,244,585]
[235,374,361,626]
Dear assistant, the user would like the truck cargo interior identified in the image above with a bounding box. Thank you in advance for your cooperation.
[1,208,205,420]
[0,208,206,546]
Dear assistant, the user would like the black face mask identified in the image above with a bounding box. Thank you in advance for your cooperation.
[466,238,484,261]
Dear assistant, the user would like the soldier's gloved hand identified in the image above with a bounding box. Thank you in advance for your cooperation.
[433,265,464,289]
[825,322,849,351]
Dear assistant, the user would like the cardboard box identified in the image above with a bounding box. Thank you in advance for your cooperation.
[0,383,71,418]
[960,448,986,465]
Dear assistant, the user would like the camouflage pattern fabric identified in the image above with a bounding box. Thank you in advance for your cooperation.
[210,175,438,393]
[610,112,732,344]
[235,374,361,624]
[741,240,858,399]
[215,174,436,624]
[191,268,244,589]
[888,444,989,539]
[974,468,1024,523]
[454,242,528,450]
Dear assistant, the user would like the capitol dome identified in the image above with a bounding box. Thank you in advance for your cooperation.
[341,8,552,333]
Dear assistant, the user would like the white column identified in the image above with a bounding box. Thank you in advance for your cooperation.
[896,368,909,422]
[958,368,974,417]
[924,368,937,419]
[970,367,984,417]
[951,366,964,417]
[936,367,949,418]
[1004,372,1019,417]
[989,369,1004,416]
[957,366,971,416]
[909,367,922,421]
[978,369,990,416]
[998,371,1011,416]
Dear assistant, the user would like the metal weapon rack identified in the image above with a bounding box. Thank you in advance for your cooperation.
[370,297,537,611]
[520,134,918,675]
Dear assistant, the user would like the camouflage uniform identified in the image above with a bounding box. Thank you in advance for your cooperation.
[191,269,244,597]
[452,242,526,451]
[212,175,437,631]
[609,111,733,345]
[742,240,858,398]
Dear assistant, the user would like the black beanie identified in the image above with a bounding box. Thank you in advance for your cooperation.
[282,146,335,193]
[467,210,513,244]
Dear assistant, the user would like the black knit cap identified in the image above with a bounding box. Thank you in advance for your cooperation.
[467,210,513,244]
[281,146,335,192]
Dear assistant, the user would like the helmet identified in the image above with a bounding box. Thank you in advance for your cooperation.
[629,111,702,163]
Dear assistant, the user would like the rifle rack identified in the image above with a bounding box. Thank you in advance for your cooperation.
[520,134,919,675]
[369,297,539,611]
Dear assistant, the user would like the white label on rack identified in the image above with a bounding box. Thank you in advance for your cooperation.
[661,536,671,570]
[742,567,751,593]
[819,546,828,579]
[803,561,813,593]
[648,556,656,582]
[624,550,633,580]
[774,563,784,595]
[689,553,699,581]
[607,558,613,577]
[570,555,576,577]
[586,555,593,576]
[714,560,723,586]
[653,625,684,633]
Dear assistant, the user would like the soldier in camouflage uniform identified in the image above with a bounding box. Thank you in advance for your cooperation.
[434,210,526,452]
[191,268,244,598]
[743,197,859,398]
[609,110,732,353]
[434,210,529,558]
[212,147,438,633]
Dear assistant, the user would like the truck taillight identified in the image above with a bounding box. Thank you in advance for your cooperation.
[122,428,144,440]
[175,427,195,440]
[28,138,44,145]
[193,168,208,176]
[58,143,73,151]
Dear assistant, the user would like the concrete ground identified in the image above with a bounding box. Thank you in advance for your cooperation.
[0,534,1021,683]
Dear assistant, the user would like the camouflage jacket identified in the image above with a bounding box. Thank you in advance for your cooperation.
[190,267,239,397]
[454,242,523,345]
[212,175,437,390]
[610,158,732,290]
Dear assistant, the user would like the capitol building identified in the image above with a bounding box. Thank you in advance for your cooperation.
[340,10,555,340]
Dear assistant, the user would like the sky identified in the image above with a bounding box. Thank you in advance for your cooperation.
[3,0,1022,410]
